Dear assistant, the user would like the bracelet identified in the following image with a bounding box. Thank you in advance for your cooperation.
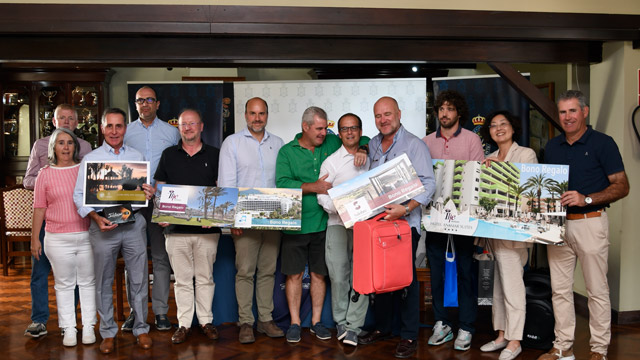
[404,205,411,216]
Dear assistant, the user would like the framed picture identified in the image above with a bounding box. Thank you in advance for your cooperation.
[83,161,149,208]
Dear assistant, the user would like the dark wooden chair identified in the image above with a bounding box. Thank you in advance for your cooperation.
[1,184,34,276]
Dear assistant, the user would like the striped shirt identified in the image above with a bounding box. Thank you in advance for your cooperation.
[33,164,90,233]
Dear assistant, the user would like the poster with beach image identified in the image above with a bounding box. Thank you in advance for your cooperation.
[152,184,238,228]
[423,159,569,244]
[327,153,426,228]
[234,188,302,230]
[83,161,149,208]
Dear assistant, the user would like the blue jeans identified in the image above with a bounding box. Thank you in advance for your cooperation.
[426,231,477,333]
[30,222,50,324]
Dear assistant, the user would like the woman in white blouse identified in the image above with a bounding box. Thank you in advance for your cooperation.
[478,111,537,360]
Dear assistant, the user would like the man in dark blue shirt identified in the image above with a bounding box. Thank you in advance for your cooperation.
[540,90,629,360]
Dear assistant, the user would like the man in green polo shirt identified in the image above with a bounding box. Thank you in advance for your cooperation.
[276,106,367,343]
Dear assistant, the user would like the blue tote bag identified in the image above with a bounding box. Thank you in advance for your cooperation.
[444,234,459,307]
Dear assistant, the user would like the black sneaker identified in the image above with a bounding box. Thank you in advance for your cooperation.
[155,314,172,331]
[121,313,135,332]
[25,322,48,338]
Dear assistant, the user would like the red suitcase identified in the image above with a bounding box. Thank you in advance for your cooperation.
[353,213,413,295]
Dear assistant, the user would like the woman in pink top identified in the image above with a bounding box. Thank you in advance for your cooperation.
[478,111,538,360]
[31,128,96,347]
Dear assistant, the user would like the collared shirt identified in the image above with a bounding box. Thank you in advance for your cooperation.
[487,142,538,164]
[423,125,484,161]
[124,117,180,185]
[276,133,369,235]
[368,125,436,229]
[73,142,144,218]
[217,128,284,188]
[154,140,220,234]
[24,135,92,190]
[545,126,624,214]
[317,145,370,226]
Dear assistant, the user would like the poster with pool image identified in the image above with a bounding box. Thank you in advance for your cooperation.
[423,159,569,244]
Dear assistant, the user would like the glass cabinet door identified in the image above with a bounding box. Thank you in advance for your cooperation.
[38,85,65,138]
[71,84,100,148]
[2,87,31,158]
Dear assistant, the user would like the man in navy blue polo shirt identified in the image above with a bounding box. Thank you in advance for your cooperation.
[539,90,629,360]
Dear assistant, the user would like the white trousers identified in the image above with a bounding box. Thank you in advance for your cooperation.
[166,233,220,328]
[44,231,97,329]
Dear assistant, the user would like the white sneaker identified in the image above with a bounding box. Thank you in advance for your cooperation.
[82,325,96,345]
[428,321,453,345]
[454,328,472,351]
[62,327,77,347]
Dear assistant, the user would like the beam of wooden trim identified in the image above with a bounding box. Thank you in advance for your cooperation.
[488,62,561,130]
[0,37,602,65]
[0,4,638,42]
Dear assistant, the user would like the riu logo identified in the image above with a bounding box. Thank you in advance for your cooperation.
[168,190,178,201]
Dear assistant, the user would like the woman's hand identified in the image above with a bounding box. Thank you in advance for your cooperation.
[31,237,42,261]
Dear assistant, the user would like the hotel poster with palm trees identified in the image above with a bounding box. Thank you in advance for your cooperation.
[423,159,569,244]
[151,184,302,230]
[82,161,149,208]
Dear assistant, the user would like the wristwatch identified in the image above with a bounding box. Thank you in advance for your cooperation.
[585,196,593,205]
[404,205,411,216]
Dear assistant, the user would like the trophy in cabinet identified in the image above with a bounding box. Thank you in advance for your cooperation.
[41,90,58,106]
[72,86,87,107]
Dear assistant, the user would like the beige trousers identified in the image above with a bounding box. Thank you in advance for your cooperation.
[547,213,610,355]
[233,229,281,325]
[166,233,220,328]
[490,239,528,341]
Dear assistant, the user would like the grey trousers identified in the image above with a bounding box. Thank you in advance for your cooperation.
[91,212,149,338]
[325,225,368,333]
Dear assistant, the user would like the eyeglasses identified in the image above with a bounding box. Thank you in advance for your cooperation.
[339,126,361,133]
[489,122,510,130]
[178,121,201,128]
[135,97,157,105]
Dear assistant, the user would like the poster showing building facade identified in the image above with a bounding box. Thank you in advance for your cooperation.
[83,161,149,208]
[327,154,426,228]
[152,184,238,228]
[234,188,302,230]
[423,159,569,244]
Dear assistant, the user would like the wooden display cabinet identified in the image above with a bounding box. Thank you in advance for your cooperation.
[1,69,111,186]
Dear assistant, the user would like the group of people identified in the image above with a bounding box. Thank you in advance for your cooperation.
[23,85,628,360]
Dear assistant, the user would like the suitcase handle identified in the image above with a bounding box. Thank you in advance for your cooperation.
[372,213,387,222]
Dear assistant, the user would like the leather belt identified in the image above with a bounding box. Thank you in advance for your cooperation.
[566,209,603,220]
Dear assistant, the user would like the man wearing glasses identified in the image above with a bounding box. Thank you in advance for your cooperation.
[316,113,370,347]
[122,86,180,332]
[154,109,221,344]
[276,107,368,343]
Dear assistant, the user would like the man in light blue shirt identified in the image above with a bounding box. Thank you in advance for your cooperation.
[73,108,153,353]
[122,85,179,332]
[358,96,435,359]
[218,97,285,344]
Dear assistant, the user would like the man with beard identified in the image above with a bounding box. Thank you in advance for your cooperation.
[154,109,221,344]
[218,97,285,343]
[357,97,435,358]
[276,106,368,343]
[422,90,484,351]
[122,85,179,332]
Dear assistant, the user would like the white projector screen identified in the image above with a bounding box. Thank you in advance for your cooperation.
[233,78,427,142]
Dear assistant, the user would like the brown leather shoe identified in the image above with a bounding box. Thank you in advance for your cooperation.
[99,337,115,354]
[257,320,284,338]
[201,323,219,340]
[394,339,417,359]
[172,326,190,344]
[239,323,255,344]
[358,330,392,345]
[137,333,153,349]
